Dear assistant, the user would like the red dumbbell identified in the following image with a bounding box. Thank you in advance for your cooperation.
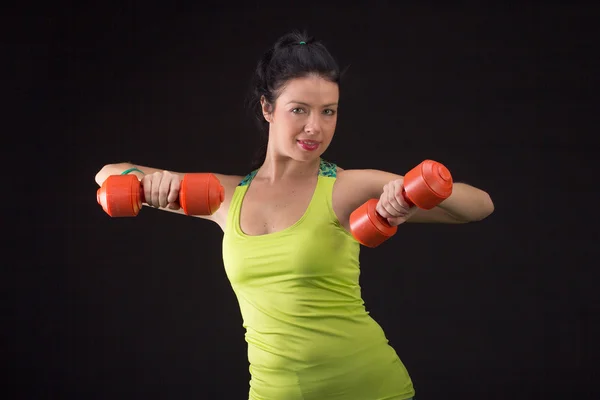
[349,160,453,248]
[97,173,224,217]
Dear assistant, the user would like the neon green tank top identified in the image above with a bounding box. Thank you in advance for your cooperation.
[222,159,415,400]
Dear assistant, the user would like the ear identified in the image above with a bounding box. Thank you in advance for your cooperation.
[260,95,272,123]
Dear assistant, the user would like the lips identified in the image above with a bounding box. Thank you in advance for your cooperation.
[297,140,320,151]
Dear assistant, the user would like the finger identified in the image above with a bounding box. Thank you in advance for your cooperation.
[141,175,153,206]
[387,215,408,227]
[386,182,406,215]
[394,183,413,210]
[376,187,394,218]
[167,175,180,204]
[158,171,172,208]
[381,198,401,218]
[151,172,163,207]
[388,181,410,215]
[387,216,401,226]
[379,182,402,218]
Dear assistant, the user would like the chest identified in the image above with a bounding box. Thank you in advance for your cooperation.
[239,179,317,236]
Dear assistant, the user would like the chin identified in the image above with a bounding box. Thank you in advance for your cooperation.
[295,150,323,162]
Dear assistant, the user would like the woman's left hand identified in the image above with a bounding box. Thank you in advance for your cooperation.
[375,178,418,226]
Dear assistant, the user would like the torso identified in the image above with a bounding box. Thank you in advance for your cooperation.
[211,165,362,234]
[239,175,319,236]
[218,162,416,399]
[214,168,357,236]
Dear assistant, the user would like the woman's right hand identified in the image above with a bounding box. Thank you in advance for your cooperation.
[141,171,182,210]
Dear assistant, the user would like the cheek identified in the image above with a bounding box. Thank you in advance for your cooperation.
[278,113,302,131]
[325,118,337,138]
[329,118,338,131]
[289,115,306,130]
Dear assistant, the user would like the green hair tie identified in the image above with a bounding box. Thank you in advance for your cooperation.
[299,41,306,45]
[121,167,145,175]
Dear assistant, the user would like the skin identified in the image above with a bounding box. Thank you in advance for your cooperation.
[258,75,339,180]
[237,75,340,235]
[95,75,494,233]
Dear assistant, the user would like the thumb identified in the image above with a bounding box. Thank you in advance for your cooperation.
[386,217,400,227]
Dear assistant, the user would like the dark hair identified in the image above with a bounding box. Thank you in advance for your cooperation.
[246,30,342,170]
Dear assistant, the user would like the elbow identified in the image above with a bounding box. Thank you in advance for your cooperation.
[455,192,494,223]
[95,162,137,186]
[473,192,495,222]
[95,163,119,187]
[95,167,106,187]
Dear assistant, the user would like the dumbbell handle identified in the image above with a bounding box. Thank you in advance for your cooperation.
[370,186,415,228]
[97,173,224,217]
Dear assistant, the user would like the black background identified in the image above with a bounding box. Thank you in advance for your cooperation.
[8,2,598,399]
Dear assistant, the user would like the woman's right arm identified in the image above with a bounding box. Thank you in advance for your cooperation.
[95,162,242,229]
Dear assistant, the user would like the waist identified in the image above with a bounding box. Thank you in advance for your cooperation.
[247,339,414,400]
[244,313,390,369]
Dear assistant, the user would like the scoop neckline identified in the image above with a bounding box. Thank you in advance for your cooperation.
[235,171,322,239]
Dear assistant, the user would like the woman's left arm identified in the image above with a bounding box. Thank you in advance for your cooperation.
[335,168,494,225]
[410,181,495,223]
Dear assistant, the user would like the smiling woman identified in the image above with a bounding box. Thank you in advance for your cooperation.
[259,75,339,161]
[95,29,493,400]
[288,95,338,152]
[246,33,343,171]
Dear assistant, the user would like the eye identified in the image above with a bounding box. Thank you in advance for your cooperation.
[291,108,306,114]
[323,109,336,116]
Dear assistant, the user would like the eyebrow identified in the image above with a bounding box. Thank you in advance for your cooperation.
[287,101,338,107]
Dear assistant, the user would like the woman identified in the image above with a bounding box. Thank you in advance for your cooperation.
[95,31,494,400]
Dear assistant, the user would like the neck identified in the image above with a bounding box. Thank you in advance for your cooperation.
[257,153,321,184]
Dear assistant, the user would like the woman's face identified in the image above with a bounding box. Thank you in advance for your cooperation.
[262,75,339,162]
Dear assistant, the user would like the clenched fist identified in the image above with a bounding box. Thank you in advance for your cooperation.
[375,178,418,226]
[141,171,182,210]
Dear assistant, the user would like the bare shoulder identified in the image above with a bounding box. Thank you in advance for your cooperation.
[335,168,402,202]
[213,173,245,195]
[211,173,245,228]
[332,167,402,229]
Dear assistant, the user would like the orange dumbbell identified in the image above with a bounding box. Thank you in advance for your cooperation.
[349,160,453,248]
[97,173,224,217]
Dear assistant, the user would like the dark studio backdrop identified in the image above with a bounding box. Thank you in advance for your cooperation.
[8,2,598,400]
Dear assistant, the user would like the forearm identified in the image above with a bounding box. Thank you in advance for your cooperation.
[95,162,191,187]
[436,182,494,222]
[95,162,141,186]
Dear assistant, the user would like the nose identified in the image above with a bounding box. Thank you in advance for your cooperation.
[304,113,322,135]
